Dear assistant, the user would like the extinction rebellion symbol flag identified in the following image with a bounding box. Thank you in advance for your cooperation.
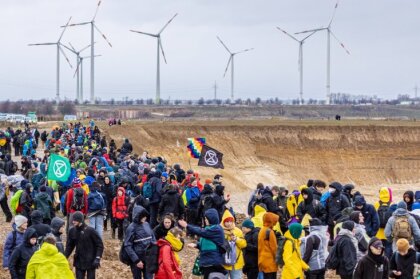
[47,153,71,182]
[198,145,224,169]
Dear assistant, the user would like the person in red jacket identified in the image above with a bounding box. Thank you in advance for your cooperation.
[65,178,88,232]
[155,227,184,279]
[112,187,129,240]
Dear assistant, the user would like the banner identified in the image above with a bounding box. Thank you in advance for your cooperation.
[47,153,71,182]
[187,137,206,159]
[198,145,224,169]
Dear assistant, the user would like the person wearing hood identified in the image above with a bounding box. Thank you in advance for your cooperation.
[148,170,163,228]
[50,217,65,254]
[153,214,175,240]
[325,182,350,240]
[329,220,358,279]
[301,218,329,279]
[384,201,420,251]
[26,234,74,279]
[353,237,389,279]
[198,182,214,225]
[3,215,27,270]
[276,186,289,219]
[8,227,38,279]
[112,186,130,241]
[155,227,184,279]
[353,195,380,237]
[251,204,282,234]
[220,210,247,278]
[178,208,226,279]
[342,184,355,206]
[159,183,184,220]
[247,183,264,217]
[309,180,326,201]
[412,190,420,210]
[34,186,53,224]
[120,138,133,155]
[241,219,260,279]
[332,206,354,238]
[19,182,34,221]
[282,223,309,279]
[123,206,156,279]
[101,176,114,232]
[184,177,201,228]
[29,210,52,238]
[209,184,230,221]
[260,186,282,217]
[403,190,414,211]
[65,211,104,279]
[389,238,420,279]
[257,212,279,279]
[65,178,88,233]
[350,211,370,261]
[374,187,394,258]
[87,182,107,239]
[297,187,327,225]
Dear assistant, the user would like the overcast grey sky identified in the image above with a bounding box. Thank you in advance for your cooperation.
[0,0,419,101]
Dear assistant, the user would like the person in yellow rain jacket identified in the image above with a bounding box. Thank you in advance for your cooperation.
[282,223,309,279]
[26,234,74,279]
[221,210,247,278]
[286,185,306,224]
[374,187,393,259]
[251,204,282,234]
[78,174,90,195]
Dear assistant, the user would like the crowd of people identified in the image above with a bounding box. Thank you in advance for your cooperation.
[0,121,419,279]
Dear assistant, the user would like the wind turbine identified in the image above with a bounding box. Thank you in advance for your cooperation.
[130,13,178,105]
[65,0,112,104]
[295,0,350,105]
[217,36,254,101]
[28,17,73,104]
[276,27,316,105]
[61,42,92,102]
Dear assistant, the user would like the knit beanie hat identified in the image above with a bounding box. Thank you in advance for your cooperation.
[397,201,407,210]
[205,178,212,184]
[72,211,84,223]
[242,219,255,229]
[289,223,303,239]
[14,215,28,228]
[342,220,355,231]
[396,238,410,252]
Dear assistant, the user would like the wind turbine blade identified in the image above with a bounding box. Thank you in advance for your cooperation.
[92,0,102,21]
[61,43,76,54]
[93,24,112,47]
[79,43,93,53]
[65,21,91,27]
[82,55,102,59]
[328,0,340,27]
[58,16,72,42]
[276,27,299,42]
[68,42,77,52]
[59,46,73,68]
[223,56,232,78]
[28,43,56,46]
[302,30,317,41]
[217,36,232,54]
[129,30,158,37]
[158,13,178,35]
[159,38,167,64]
[73,60,81,78]
[295,27,325,34]
[330,30,350,55]
[235,48,254,55]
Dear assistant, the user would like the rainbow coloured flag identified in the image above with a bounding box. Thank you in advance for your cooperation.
[187,138,206,159]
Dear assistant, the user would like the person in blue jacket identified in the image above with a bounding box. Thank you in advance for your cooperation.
[3,216,27,270]
[178,208,227,279]
[353,195,380,237]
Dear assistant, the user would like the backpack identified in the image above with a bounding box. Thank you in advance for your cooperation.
[142,182,153,199]
[71,188,85,211]
[119,242,132,266]
[88,191,105,211]
[392,216,412,240]
[144,243,160,274]
[222,239,237,266]
[10,162,18,174]
[325,237,341,270]
[377,201,392,228]
[275,233,295,268]
[10,190,23,215]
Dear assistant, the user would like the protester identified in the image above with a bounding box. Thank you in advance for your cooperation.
[112,186,130,241]
[325,182,351,239]
[353,237,389,279]
[101,176,114,231]
[309,180,326,201]
[65,178,88,232]
[50,217,65,254]
[148,170,163,228]
[155,227,184,279]
[353,195,380,237]
[34,185,53,224]
[282,223,309,279]
[209,184,230,220]
[28,210,52,239]
[65,211,104,279]
[241,219,260,279]
[87,181,107,238]
[8,227,37,279]
[389,238,420,278]
[153,214,175,240]
[158,183,185,220]
[258,212,279,279]
[297,187,327,224]
[374,187,394,258]
[403,191,414,211]
[350,210,370,261]
[3,215,27,270]
[184,177,201,227]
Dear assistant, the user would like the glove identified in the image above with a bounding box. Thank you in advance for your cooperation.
[92,258,101,269]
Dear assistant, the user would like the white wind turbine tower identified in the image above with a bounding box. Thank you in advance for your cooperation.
[75,55,102,103]
[295,0,350,105]
[217,36,254,101]
[28,17,73,104]
[61,42,92,102]
[130,13,178,105]
[276,27,316,105]
[65,0,112,104]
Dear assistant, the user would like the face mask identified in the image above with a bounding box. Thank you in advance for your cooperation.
[328,188,336,194]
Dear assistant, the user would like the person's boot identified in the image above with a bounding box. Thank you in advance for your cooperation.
[112,229,116,239]
[6,215,12,223]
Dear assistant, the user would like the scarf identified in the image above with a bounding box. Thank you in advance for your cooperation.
[165,232,183,265]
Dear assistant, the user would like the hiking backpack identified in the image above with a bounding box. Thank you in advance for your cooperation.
[10,190,23,215]
[144,243,160,274]
[71,188,85,211]
[222,239,237,266]
[119,243,132,266]
[274,234,294,267]
[142,182,153,199]
[392,216,412,240]
[377,201,392,228]
[88,191,105,211]
[325,237,341,270]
